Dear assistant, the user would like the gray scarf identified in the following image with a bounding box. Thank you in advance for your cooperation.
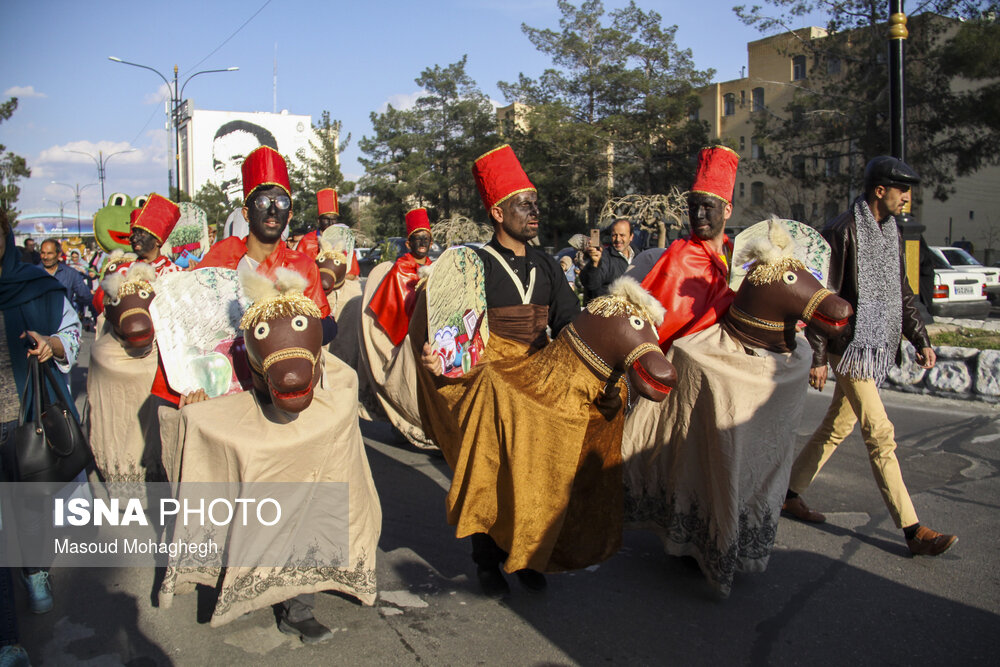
[836,197,902,385]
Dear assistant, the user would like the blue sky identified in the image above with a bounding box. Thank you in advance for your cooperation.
[0,0,824,219]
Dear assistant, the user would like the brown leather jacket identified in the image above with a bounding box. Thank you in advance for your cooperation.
[806,208,931,368]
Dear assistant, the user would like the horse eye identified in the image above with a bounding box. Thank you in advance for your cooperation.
[138,290,150,299]
[291,316,308,331]
[629,315,645,330]
[254,322,270,340]
[782,271,798,284]
[333,259,342,266]
[109,296,121,307]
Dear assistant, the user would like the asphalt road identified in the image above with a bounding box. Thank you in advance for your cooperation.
[14,332,1000,666]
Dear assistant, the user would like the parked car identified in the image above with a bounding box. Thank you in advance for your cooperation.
[935,246,1000,303]
[923,247,991,319]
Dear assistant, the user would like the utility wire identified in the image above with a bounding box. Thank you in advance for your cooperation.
[181,0,272,77]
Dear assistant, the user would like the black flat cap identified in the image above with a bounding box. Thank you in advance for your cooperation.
[864,156,921,188]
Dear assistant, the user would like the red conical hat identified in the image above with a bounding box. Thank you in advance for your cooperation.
[130,193,180,244]
[472,144,535,210]
[405,208,431,237]
[317,188,339,216]
[241,146,290,203]
[691,146,740,204]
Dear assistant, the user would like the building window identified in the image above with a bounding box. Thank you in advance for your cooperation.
[751,181,765,206]
[825,156,840,177]
[792,55,807,81]
[740,90,746,106]
[688,107,699,122]
[752,87,765,112]
[739,182,745,198]
[751,138,764,160]
[723,93,735,116]
[739,136,746,151]
[791,203,806,221]
[827,56,842,75]
[792,155,806,179]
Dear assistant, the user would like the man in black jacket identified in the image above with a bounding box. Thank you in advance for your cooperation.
[782,156,956,557]
[580,219,635,303]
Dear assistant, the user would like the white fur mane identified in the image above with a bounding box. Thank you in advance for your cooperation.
[609,276,666,327]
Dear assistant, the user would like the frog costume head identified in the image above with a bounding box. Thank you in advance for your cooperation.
[93,193,149,252]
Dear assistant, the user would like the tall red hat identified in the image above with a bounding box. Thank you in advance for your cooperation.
[241,146,290,203]
[472,144,535,210]
[405,208,431,237]
[690,146,740,204]
[130,193,180,244]
[317,188,339,216]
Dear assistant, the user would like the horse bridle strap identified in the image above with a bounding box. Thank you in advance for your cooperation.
[727,305,790,332]
[319,267,345,289]
[249,347,318,374]
[118,307,150,323]
[801,288,834,323]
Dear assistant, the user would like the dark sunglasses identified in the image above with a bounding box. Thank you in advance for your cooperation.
[252,194,291,211]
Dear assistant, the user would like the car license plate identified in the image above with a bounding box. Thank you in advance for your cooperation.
[955,285,974,296]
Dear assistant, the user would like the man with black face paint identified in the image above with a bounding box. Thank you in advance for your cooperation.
[367,208,434,346]
[91,194,183,316]
[200,146,332,334]
[196,146,340,643]
[640,146,739,352]
[295,188,361,279]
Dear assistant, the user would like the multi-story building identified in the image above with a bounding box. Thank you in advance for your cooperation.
[695,23,999,249]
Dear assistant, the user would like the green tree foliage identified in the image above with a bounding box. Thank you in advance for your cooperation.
[358,56,500,237]
[192,181,231,236]
[733,0,997,205]
[0,98,31,226]
[498,0,713,240]
[288,111,355,235]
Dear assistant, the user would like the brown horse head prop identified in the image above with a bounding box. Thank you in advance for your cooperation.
[724,219,853,353]
[100,259,156,348]
[315,239,349,295]
[239,267,324,413]
[565,277,677,406]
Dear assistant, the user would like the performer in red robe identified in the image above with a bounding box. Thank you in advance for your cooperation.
[640,146,740,351]
[92,195,183,314]
[367,207,433,346]
[154,146,333,405]
[296,188,361,277]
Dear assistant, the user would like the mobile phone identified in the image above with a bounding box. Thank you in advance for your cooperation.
[590,228,601,247]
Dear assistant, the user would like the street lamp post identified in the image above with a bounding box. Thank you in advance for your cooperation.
[67,148,137,203]
[43,198,68,233]
[108,57,238,198]
[51,182,98,236]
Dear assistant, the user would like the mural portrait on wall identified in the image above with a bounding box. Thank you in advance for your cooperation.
[212,120,279,205]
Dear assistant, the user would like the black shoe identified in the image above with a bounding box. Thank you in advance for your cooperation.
[278,614,334,644]
[515,569,547,593]
[476,565,510,599]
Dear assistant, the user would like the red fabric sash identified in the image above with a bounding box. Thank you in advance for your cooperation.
[368,253,430,346]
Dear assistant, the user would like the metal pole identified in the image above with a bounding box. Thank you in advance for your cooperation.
[75,189,81,236]
[98,150,106,202]
[174,65,181,198]
[888,0,907,160]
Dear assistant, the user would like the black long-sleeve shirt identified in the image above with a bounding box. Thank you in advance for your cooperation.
[475,238,580,337]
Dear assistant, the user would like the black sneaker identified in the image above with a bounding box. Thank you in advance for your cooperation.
[515,569,547,593]
[278,614,334,644]
[476,565,510,599]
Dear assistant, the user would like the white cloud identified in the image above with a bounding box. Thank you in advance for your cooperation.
[143,83,171,105]
[379,90,426,113]
[3,85,46,98]
[36,140,145,166]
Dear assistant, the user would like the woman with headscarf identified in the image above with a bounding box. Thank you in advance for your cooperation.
[0,210,82,659]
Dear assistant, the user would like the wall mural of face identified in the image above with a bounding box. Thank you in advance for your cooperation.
[243,185,292,245]
[212,121,278,205]
[407,230,432,260]
[687,192,731,241]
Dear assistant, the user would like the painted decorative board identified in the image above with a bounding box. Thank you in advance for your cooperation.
[321,225,355,260]
[149,267,253,397]
[730,219,832,292]
[425,246,489,378]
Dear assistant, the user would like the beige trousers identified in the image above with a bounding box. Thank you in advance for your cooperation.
[788,355,919,529]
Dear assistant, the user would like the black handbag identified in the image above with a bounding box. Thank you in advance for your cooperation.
[10,355,91,484]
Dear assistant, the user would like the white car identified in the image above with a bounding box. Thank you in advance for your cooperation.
[936,246,1000,303]
[925,247,990,319]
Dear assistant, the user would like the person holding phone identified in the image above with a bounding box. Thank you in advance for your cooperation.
[580,219,636,303]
